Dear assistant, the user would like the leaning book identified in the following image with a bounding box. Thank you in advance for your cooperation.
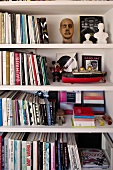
[80,148,109,169]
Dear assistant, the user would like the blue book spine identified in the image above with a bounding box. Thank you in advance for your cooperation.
[14,140,17,170]
[45,99,51,126]
[58,142,61,170]
[46,142,49,170]
[22,100,27,125]
[20,14,23,44]
[22,14,26,44]
[0,99,3,126]
[74,115,94,119]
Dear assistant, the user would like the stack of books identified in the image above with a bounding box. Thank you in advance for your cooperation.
[73,107,95,127]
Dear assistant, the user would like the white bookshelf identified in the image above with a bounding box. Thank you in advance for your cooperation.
[0,1,113,169]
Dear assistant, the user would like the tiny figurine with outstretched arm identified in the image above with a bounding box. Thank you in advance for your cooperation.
[50,61,66,82]
[94,23,108,44]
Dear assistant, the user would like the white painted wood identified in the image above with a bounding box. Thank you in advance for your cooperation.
[0,115,113,133]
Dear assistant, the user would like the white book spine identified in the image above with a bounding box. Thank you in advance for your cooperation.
[16,14,21,44]
[3,13,6,43]
[2,98,7,126]
[28,15,33,44]
[34,17,39,44]
[16,140,21,170]
[5,12,9,44]
[24,53,28,85]
[33,141,37,170]
[11,139,14,170]
[22,141,27,170]
[3,51,6,85]
[7,98,10,126]
[8,14,12,44]
[10,52,15,85]
[0,51,3,85]
[4,138,9,170]
[28,54,34,85]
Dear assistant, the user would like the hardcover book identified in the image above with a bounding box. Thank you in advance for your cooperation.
[56,52,78,73]
[80,148,109,168]
[79,16,104,43]
[82,55,102,71]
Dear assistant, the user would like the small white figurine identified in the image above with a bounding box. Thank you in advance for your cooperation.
[83,33,93,44]
[94,23,108,44]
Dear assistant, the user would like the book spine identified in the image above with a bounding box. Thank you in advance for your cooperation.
[16,14,21,44]
[33,140,37,170]
[46,142,49,170]
[6,51,10,85]
[0,99,3,126]
[10,139,14,170]
[10,52,15,85]
[0,51,2,85]
[22,141,27,170]
[51,142,55,170]
[3,51,6,85]
[2,98,7,126]
[43,141,46,170]
[26,142,31,170]
[2,134,5,170]
[40,17,49,44]
[0,135,2,170]
[31,54,38,85]
[15,52,20,85]
[58,141,61,170]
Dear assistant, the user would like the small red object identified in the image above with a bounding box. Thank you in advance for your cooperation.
[102,114,112,125]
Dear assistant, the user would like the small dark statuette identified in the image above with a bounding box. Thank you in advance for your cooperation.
[50,61,65,82]
[56,109,65,126]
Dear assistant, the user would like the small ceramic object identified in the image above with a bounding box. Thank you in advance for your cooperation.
[94,23,108,44]
[83,33,93,44]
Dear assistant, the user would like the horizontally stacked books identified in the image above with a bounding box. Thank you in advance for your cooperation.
[72,106,95,127]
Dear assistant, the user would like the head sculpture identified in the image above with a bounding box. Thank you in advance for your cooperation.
[59,18,74,43]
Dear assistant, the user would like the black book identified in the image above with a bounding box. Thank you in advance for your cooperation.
[37,18,43,44]
[36,55,43,85]
[40,17,49,44]
[79,16,104,43]
[11,13,16,44]
[21,53,25,85]
[26,15,30,44]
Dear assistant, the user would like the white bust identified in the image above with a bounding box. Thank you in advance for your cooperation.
[94,23,108,44]
[83,33,93,44]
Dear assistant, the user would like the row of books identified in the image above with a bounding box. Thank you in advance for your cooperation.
[0,50,50,85]
[0,91,57,126]
[0,12,49,44]
[0,132,81,170]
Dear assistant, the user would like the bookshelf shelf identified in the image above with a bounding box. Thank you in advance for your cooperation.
[0,81,113,91]
[0,115,113,133]
[0,1,113,15]
[1,44,113,49]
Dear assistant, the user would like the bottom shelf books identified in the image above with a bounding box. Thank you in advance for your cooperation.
[79,148,109,169]
[0,132,81,170]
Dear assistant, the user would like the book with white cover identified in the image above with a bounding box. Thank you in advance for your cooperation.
[102,133,113,170]
[56,52,78,72]
[0,51,3,85]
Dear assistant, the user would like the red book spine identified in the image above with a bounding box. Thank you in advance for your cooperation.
[26,143,31,167]
[15,52,20,85]
[84,96,104,100]
[31,54,38,85]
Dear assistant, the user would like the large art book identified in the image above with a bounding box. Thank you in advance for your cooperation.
[56,52,78,73]
[79,16,104,43]
[80,148,109,169]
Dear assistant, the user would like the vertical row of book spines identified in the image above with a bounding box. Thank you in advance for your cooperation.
[0,91,57,126]
[0,12,49,44]
[0,50,50,86]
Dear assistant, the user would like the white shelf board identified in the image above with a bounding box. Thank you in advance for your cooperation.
[0,1,113,15]
[0,81,113,91]
[0,44,113,49]
[0,115,113,133]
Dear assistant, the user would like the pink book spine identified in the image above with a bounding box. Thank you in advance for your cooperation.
[51,143,55,170]
[15,52,20,85]
[59,91,66,102]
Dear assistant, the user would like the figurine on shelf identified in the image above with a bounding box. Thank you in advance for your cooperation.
[94,23,108,44]
[56,109,65,126]
[83,33,93,44]
[50,61,65,82]
[59,18,74,43]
